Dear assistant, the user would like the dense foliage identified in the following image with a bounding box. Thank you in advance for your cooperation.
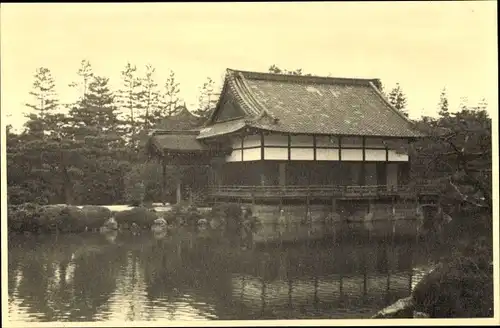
[7,62,212,206]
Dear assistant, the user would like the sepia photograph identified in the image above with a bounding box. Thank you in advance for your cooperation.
[1,1,498,326]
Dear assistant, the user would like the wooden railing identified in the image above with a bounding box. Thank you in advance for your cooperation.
[208,184,439,199]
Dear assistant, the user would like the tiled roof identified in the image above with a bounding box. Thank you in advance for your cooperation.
[197,118,247,139]
[202,69,424,139]
[153,106,204,131]
[149,130,207,152]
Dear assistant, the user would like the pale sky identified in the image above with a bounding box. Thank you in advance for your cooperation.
[1,2,498,131]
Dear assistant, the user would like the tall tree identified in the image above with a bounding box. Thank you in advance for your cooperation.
[438,88,449,118]
[66,75,129,204]
[158,69,181,118]
[137,64,160,130]
[409,102,492,224]
[68,76,121,133]
[68,60,94,100]
[24,67,60,135]
[194,77,218,119]
[118,63,142,137]
[388,83,408,117]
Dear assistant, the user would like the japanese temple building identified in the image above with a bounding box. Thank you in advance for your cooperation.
[147,69,437,222]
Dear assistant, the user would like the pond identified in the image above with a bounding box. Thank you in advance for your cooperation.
[7,223,444,322]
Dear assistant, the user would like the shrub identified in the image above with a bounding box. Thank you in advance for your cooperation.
[210,203,243,233]
[8,203,43,233]
[412,238,493,318]
[163,204,185,225]
[185,205,203,226]
[114,207,158,229]
[80,206,112,230]
[7,204,114,234]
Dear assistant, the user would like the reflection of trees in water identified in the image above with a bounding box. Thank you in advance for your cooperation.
[9,234,126,322]
[63,246,125,321]
[103,249,149,321]
[138,231,233,318]
[8,232,434,321]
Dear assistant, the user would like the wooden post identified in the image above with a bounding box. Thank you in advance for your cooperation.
[391,196,396,242]
[305,195,310,223]
[339,272,344,301]
[363,270,367,297]
[409,267,413,294]
[176,179,182,205]
[162,160,167,205]
[330,197,336,226]
[261,279,266,313]
[386,272,391,299]
[314,275,319,307]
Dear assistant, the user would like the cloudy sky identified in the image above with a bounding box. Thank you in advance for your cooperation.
[1,2,497,131]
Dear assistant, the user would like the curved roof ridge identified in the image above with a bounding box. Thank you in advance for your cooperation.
[235,72,278,122]
[227,71,261,116]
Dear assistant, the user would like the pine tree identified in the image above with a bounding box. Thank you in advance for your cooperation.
[67,76,123,143]
[117,63,142,137]
[194,77,218,119]
[158,69,181,118]
[66,76,129,204]
[68,59,94,100]
[137,64,160,130]
[24,67,60,135]
[438,88,449,118]
[388,83,408,117]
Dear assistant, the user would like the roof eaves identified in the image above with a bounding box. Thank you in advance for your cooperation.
[149,129,201,137]
[368,81,427,138]
[196,120,248,140]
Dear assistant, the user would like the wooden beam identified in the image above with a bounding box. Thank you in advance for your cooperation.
[287,134,291,160]
[313,135,317,161]
[241,135,244,161]
[362,136,366,185]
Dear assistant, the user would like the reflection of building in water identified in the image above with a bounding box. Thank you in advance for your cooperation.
[227,240,431,318]
[251,220,421,245]
[230,271,418,317]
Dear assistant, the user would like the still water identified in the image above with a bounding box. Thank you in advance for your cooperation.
[7,223,440,322]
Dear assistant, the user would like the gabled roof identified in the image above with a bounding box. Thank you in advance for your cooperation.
[199,69,424,139]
